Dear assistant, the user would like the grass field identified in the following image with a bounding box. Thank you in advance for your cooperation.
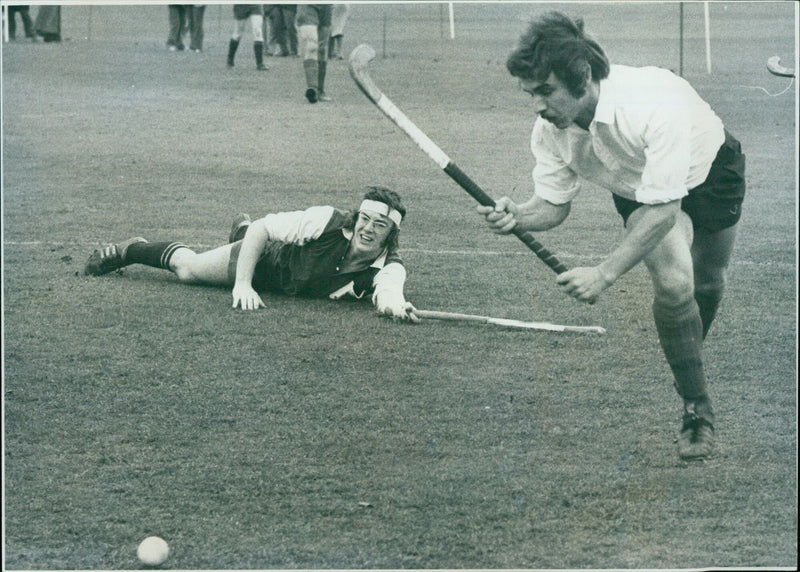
[2,2,797,569]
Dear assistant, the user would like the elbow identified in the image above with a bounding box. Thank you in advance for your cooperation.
[543,201,571,229]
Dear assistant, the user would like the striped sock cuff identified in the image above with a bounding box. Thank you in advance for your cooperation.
[125,241,189,270]
[160,243,188,269]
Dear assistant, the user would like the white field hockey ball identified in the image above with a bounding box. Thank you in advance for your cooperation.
[137,536,169,566]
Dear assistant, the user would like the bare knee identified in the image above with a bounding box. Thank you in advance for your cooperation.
[652,269,695,308]
[170,251,202,283]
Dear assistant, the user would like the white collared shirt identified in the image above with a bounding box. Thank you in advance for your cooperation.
[531,64,725,205]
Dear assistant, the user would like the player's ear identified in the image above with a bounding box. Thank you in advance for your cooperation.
[578,59,592,87]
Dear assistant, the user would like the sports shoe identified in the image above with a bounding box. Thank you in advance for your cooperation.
[678,410,715,460]
[305,87,318,104]
[229,213,251,243]
[257,64,268,71]
[318,91,332,102]
[84,237,147,276]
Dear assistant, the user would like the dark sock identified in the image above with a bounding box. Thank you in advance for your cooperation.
[318,60,327,92]
[653,298,707,401]
[304,59,318,90]
[227,38,239,65]
[126,242,189,270]
[684,396,714,419]
[254,41,265,68]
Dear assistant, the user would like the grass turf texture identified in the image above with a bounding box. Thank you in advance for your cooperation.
[3,2,797,569]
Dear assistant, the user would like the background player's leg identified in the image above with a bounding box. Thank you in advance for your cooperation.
[298,24,319,102]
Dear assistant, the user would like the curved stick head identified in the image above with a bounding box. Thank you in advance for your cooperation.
[349,44,377,71]
[348,44,382,103]
[767,55,795,78]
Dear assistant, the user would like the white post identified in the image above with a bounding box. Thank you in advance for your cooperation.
[3,5,9,43]
[704,1,712,74]
[448,2,454,39]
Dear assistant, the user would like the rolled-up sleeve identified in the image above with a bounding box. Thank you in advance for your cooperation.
[531,122,581,205]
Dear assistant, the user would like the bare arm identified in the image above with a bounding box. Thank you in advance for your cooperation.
[558,200,681,304]
[477,193,571,234]
[598,200,681,281]
[231,223,271,310]
[231,207,335,310]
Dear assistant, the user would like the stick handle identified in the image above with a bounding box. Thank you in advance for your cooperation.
[443,163,569,274]
[415,309,490,323]
[349,44,568,275]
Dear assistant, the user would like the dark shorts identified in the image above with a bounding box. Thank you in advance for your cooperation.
[613,129,746,233]
[233,5,263,20]
[295,4,332,28]
[227,241,276,291]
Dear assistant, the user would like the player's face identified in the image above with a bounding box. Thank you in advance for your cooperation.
[351,209,395,255]
[520,72,592,129]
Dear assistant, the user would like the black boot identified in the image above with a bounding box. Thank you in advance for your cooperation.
[303,59,318,103]
[227,38,239,68]
[254,41,268,70]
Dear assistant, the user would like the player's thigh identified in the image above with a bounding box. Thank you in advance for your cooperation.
[173,243,236,286]
[691,223,739,287]
[636,209,696,303]
[318,25,331,57]
[233,18,246,38]
[250,14,264,41]
[297,24,318,58]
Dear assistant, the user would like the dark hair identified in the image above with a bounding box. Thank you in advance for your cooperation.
[350,186,406,249]
[507,11,609,98]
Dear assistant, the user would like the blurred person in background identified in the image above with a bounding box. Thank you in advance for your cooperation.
[328,3,349,60]
[34,5,61,42]
[187,4,206,52]
[265,4,297,57]
[166,4,188,51]
[227,4,267,71]
[296,4,332,103]
[7,5,36,41]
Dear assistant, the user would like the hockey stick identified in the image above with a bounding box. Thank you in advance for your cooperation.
[415,309,606,334]
[766,56,795,78]
[349,44,568,275]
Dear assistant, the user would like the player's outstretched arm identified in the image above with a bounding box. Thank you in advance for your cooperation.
[477,194,571,234]
[372,262,420,323]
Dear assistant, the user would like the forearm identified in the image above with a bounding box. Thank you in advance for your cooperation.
[514,194,571,232]
[598,201,680,282]
[234,224,269,285]
[372,262,407,304]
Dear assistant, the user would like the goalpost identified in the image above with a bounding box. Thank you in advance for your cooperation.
[679,1,713,76]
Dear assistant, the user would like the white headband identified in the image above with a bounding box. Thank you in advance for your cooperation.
[360,199,403,227]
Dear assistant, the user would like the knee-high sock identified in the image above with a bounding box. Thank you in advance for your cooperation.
[125,242,189,270]
[227,38,239,65]
[317,60,327,92]
[694,286,724,339]
[254,41,264,67]
[304,59,318,90]
[653,298,708,402]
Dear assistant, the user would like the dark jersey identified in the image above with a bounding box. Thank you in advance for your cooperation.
[232,206,404,299]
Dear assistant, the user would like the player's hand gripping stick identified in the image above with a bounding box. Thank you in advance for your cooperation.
[349,44,568,275]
